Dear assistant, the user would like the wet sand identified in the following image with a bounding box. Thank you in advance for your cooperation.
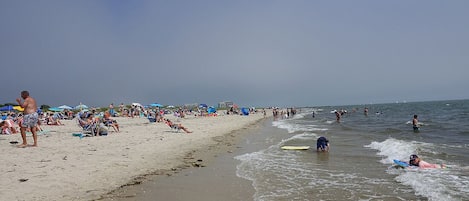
[100,119,273,201]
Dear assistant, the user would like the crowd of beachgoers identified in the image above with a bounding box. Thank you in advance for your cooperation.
[1,103,262,136]
[0,101,269,201]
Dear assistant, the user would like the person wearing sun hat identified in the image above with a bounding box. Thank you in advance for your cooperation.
[409,154,445,169]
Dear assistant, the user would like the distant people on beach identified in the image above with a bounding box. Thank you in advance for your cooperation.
[0,118,18,134]
[317,136,329,152]
[16,90,39,148]
[412,115,419,132]
[119,103,124,116]
[364,107,368,116]
[46,113,63,125]
[109,103,115,117]
[272,108,280,120]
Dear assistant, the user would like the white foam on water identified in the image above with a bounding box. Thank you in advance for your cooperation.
[286,132,318,141]
[235,144,311,201]
[365,138,419,164]
[364,138,438,164]
[367,138,469,201]
[395,169,469,201]
[272,119,327,133]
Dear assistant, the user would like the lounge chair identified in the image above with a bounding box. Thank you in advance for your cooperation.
[164,119,192,133]
[76,113,107,136]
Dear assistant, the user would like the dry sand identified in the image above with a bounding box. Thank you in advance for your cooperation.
[0,111,268,201]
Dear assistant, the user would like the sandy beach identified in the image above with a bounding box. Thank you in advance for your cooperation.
[0,111,268,201]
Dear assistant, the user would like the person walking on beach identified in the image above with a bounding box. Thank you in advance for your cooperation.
[16,90,39,147]
[412,115,419,132]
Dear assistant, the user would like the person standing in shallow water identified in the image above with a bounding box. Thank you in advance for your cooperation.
[335,111,341,123]
[412,114,419,132]
[16,90,39,147]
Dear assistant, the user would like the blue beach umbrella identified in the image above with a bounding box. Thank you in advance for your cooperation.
[199,104,208,108]
[58,105,73,110]
[241,108,250,115]
[150,103,163,107]
[207,107,216,114]
[0,105,13,111]
[74,104,88,110]
[48,107,64,112]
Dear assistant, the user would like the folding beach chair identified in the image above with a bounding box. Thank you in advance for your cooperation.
[76,113,98,136]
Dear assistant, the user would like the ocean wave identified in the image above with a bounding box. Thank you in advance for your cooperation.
[364,138,436,164]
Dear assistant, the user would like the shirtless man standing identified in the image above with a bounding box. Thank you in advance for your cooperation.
[412,114,419,132]
[16,90,39,147]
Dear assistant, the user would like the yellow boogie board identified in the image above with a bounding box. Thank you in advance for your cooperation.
[281,146,310,150]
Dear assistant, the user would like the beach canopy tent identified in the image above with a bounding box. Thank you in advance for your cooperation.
[207,107,216,114]
[75,104,88,110]
[241,108,250,115]
[0,105,14,111]
[58,105,73,110]
[199,104,208,108]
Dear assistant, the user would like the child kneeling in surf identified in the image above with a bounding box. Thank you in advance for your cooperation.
[316,136,329,152]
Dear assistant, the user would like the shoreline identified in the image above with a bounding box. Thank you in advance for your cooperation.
[99,116,267,200]
[0,111,270,201]
[100,117,268,201]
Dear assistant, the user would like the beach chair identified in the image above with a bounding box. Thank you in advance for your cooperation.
[76,113,98,136]
[164,119,180,133]
[101,117,118,133]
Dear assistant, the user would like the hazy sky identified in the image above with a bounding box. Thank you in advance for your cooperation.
[1,0,468,108]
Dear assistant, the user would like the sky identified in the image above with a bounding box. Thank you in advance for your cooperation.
[1,0,468,108]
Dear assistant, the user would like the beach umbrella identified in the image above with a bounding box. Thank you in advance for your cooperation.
[132,103,143,107]
[74,104,88,110]
[48,107,64,112]
[13,106,24,112]
[150,103,163,107]
[0,105,13,111]
[207,107,216,114]
[199,104,208,108]
[58,105,73,110]
[241,108,250,115]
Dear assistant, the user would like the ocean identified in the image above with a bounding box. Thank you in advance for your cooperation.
[235,99,469,201]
